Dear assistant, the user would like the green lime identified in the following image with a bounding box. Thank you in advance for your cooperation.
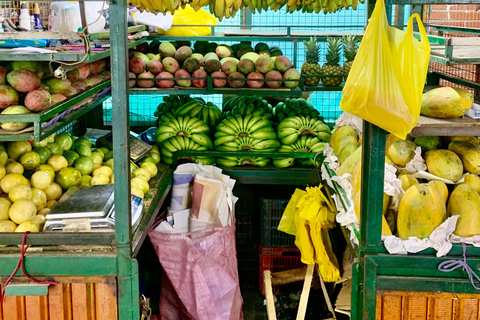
[92,149,105,159]
[140,156,156,164]
[91,153,103,166]
[103,158,114,170]
[73,136,92,149]
[0,150,8,166]
[74,156,94,175]
[63,150,80,166]
[75,144,92,157]
[149,152,161,164]
[55,167,82,190]
[99,147,110,155]
[34,147,51,164]
[55,132,74,151]
[7,141,32,160]
[19,151,40,171]
[0,145,6,152]
[80,175,92,186]
[47,142,63,156]
[104,150,114,161]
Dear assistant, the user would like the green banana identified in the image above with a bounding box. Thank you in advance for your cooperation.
[273,158,295,168]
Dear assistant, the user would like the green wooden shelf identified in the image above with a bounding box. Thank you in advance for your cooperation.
[0,80,111,142]
[129,86,305,97]
[0,38,147,62]
[148,27,364,42]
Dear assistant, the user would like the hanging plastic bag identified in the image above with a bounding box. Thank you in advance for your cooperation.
[277,188,307,236]
[340,0,430,140]
[158,5,217,37]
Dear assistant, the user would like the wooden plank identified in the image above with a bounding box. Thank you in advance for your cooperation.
[71,283,88,320]
[450,38,480,47]
[95,281,118,319]
[48,284,72,320]
[382,294,402,320]
[25,296,49,320]
[270,267,307,286]
[2,296,25,320]
[411,116,480,137]
[263,271,277,320]
[296,265,314,320]
[408,296,428,320]
[458,298,479,320]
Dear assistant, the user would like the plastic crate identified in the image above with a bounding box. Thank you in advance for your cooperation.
[258,246,303,295]
[260,198,295,247]
[237,246,258,290]
[234,188,257,246]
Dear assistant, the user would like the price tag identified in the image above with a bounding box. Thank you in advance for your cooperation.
[62,218,91,232]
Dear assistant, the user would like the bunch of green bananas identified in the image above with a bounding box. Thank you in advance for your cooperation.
[155,115,213,149]
[273,136,326,167]
[217,156,271,167]
[222,96,271,116]
[215,114,279,151]
[154,95,194,127]
[174,100,222,133]
[216,136,280,151]
[161,136,215,165]
[273,98,323,123]
[277,116,331,145]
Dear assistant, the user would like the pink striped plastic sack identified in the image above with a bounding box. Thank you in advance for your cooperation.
[148,222,243,320]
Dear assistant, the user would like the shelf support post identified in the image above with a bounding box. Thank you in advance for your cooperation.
[110,0,139,319]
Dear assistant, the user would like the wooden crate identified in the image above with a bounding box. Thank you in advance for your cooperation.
[0,277,117,320]
[376,291,480,320]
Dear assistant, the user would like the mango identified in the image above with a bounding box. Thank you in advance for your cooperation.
[387,140,416,167]
[421,87,474,119]
[424,149,463,182]
[448,140,480,175]
[448,183,480,237]
[397,183,447,240]
[6,70,41,93]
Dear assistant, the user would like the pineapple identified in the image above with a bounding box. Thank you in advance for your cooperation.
[342,35,360,80]
[321,37,343,87]
[301,37,322,87]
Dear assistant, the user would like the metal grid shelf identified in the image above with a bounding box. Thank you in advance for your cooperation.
[0,38,147,62]
[0,80,111,142]
[148,26,364,42]
[129,87,305,97]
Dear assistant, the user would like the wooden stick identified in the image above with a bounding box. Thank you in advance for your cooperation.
[318,266,337,320]
[264,270,277,320]
[296,265,315,320]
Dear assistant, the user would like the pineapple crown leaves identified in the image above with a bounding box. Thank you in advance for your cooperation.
[325,37,342,66]
[341,35,360,61]
[303,36,321,64]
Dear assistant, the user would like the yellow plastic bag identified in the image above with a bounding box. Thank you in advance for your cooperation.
[277,188,307,236]
[340,0,430,140]
[158,6,217,37]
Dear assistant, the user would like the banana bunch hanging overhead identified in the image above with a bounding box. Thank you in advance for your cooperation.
[130,0,365,20]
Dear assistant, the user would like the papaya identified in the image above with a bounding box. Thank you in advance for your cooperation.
[427,180,449,204]
[414,136,441,152]
[421,87,474,119]
[338,144,358,164]
[448,140,480,175]
[447,183,480,237]
[397,183,447,240]
[385,134,401,153]
[330,126,357,153]
[353,192,392,236]
[337,147,362,177]
[464,173,480,195]
[399,174,419,192]
[387,140,417,167]
[450,136,480,146]
[333,135,358,157]
[351,160,392,236]
[424,149,463,182]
